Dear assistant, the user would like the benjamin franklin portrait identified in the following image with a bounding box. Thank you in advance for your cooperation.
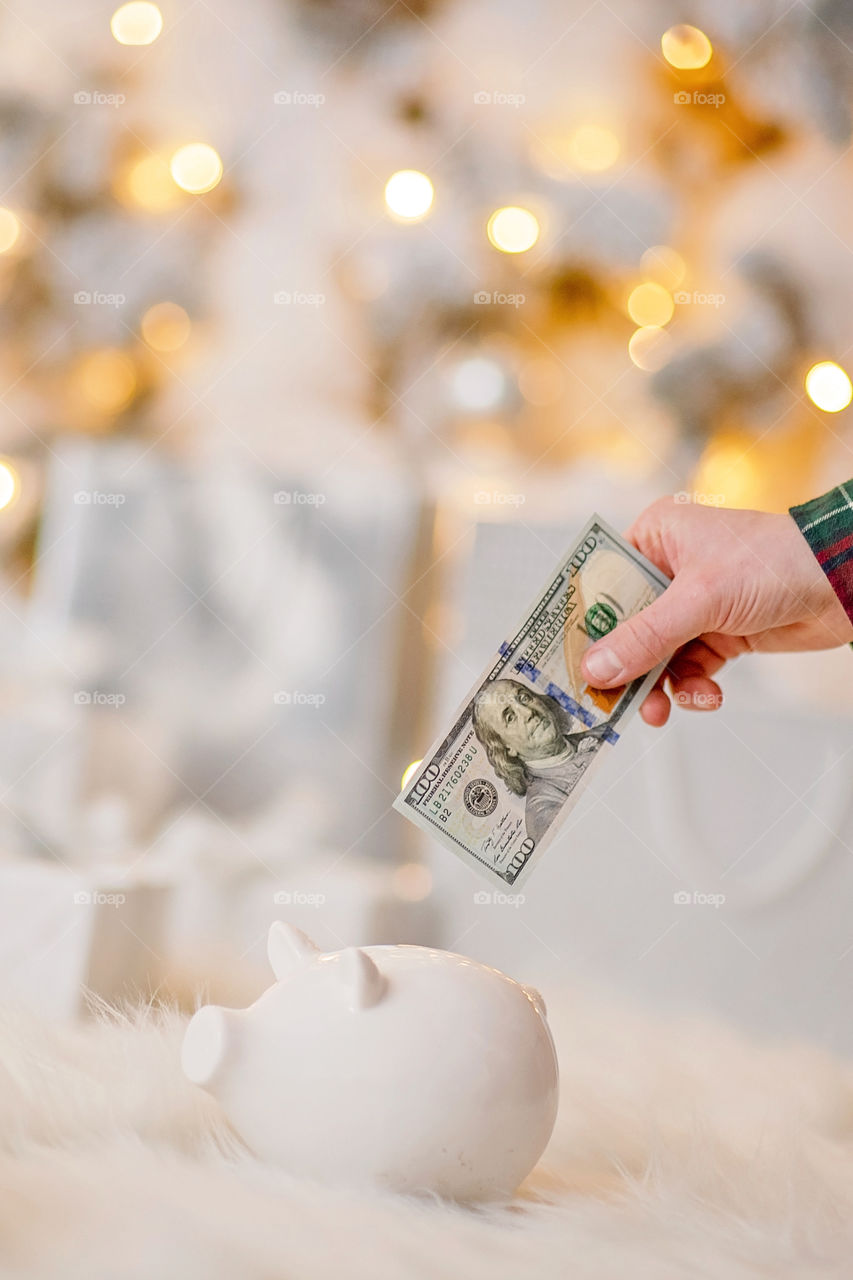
[472,678,610,842]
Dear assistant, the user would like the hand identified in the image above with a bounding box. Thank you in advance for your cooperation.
[580,497,853,727]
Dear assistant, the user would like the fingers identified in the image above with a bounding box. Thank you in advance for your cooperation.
[640,638,727,726]
[581,576,713,688]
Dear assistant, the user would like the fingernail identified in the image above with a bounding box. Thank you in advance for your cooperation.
[584,647,623,684]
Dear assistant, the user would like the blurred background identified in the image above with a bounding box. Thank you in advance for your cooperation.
[1,0,852,1047]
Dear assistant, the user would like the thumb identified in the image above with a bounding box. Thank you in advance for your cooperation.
[581,578,712,687]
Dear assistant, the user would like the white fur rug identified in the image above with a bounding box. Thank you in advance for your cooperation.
[0,988,852,1279]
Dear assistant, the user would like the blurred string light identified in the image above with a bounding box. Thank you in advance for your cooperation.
[627,281,674,327]
[384,170,434,221]
[628,325,672,372]
[487,206,539,253]
[71,350,137,415]
[640,245,686,290]
[0,209,21,254]
[400,759,422,790]
[661,24,713,70]
[170,143,223,194]
[115,153,183,212]
[141,301,191,352]
[804,361,852,412]
[449,357,507,412]
[110,1,163,45]
[566,125,620,172]
[0,460,18,511]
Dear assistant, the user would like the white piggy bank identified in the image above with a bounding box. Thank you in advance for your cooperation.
[181,923,559,1201]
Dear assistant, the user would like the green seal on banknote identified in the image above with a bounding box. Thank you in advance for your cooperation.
[584,601,618,639]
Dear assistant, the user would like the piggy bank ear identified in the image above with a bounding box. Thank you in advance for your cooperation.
[182,1005,233,1087]
[268,921,321,981]
[339,947,386,1012]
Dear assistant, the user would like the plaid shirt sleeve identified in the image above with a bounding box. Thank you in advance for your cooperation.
[790,481,853,626]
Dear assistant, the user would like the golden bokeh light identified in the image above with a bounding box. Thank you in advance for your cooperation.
[692,437,760,508]
[566,125,620,172]
[384,170,434,221]
[804,361,852,413]
[400,759,423,790]
[392,861,433,902]
[72,350,137,415]
[0,209,21,254]
[640,245,686,290]
[115,153,183,212]
[0,460,18,511]
[628,325,672,372]
[487,205,539,254]
[110,1,163,45]
[661,24,713,70]
[518,357,564,406]
[627,281,674,327]
[170,143,224,195]
[141,301,191,352]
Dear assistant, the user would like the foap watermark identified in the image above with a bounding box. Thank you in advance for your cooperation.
[273,690,326,707]
[74,490,126,506]
[673,490,726,507]
[673,889,726,908]
[674,90,725,108]
[473,889,526,907]
[473,90,526,108]
[74,290,126,309]
[73,890,126,907]
[73,90,126,108]
[273,290,325,307]
[74,690,126,707]
[273,489,326,506]
[473,290,525,308]
[674,290,725,309]
[273,90,326,107]
[673,690,720,709]
[474,490,526,507]
[273,889,326,906]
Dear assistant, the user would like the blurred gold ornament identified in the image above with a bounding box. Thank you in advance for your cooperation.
[71,350,137,415]
[661,24,713,70]
[626,282,674,327]
[566,125,620,172]
[640,245,686,290]
[384,170,434,220]
[487,206,539,253]
[0,460,18,511]
[400,759,423,790]
[0,209,21,254]
[628,325,672,372]
[115,153,183,212]
[518,358,564,406]
[110,1,163,45]
[804,361,852,413]
[141,301,191,352]
[170,144,224,195]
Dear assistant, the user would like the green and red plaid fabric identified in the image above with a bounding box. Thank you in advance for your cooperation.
[790,481,853,626]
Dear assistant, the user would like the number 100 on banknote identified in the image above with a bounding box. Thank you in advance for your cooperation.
[394,515,671,887]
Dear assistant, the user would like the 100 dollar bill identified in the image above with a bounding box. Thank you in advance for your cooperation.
[394,514,671,887]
